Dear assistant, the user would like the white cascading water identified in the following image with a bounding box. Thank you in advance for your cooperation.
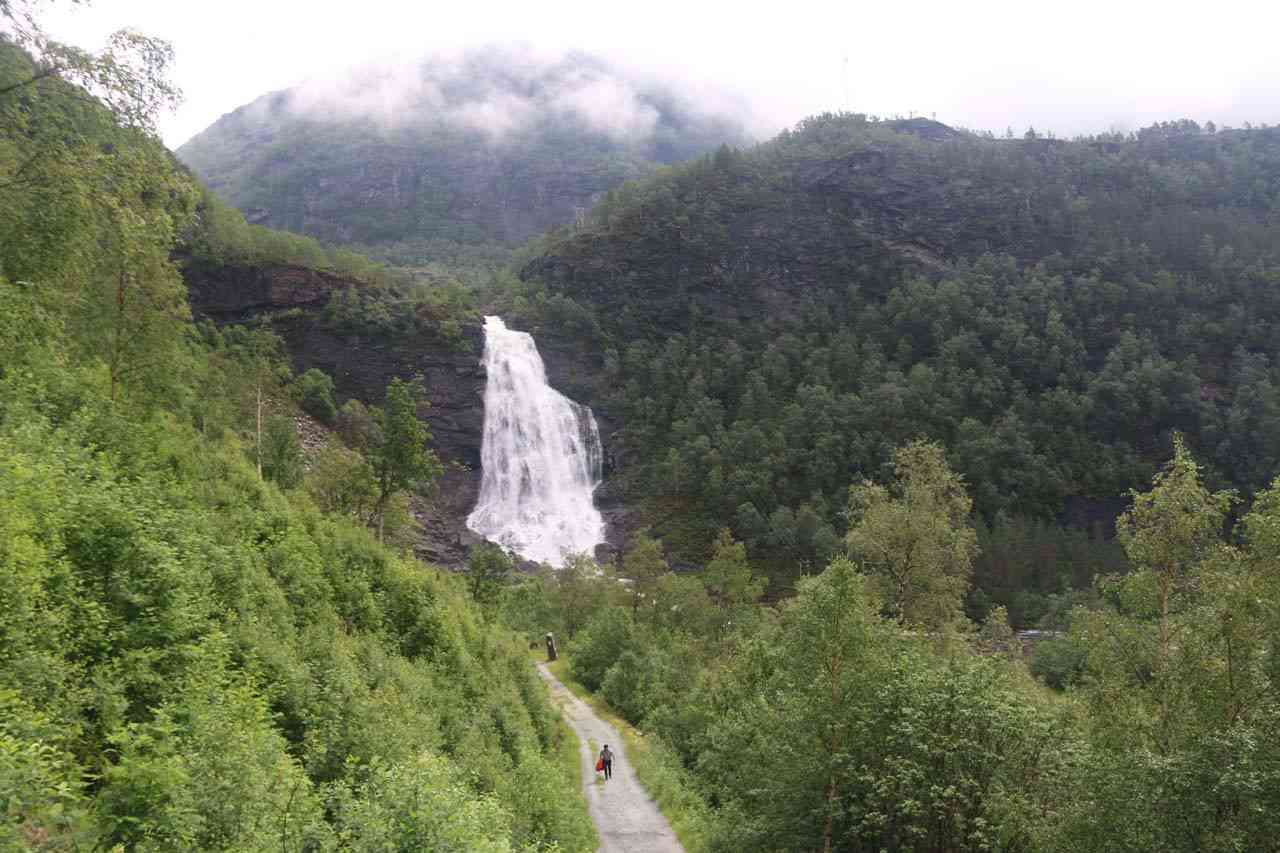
[467,316,605,565]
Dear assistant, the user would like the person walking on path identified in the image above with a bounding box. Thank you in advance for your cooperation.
[599,744,614,781]
[537,663,683,851]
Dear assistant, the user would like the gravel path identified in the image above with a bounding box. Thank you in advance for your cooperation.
[537,663,684,853]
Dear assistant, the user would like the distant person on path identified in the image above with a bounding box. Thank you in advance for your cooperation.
[600,745,614,780]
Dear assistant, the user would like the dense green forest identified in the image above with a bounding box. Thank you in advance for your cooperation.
[518,113,1280,620]
[9,1,1280,849]
[0,19,593,851]
[176,48,748,260]
[183,188,410,286]
[500,439,1280,852]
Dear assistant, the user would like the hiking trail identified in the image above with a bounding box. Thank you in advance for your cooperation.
[537,662,684,853]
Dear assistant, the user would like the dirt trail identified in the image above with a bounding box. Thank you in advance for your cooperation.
[537,663,684,853]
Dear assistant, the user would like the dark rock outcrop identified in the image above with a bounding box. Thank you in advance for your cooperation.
[181,260,357,320]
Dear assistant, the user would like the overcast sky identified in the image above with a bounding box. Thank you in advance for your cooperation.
[40,0,1280,150]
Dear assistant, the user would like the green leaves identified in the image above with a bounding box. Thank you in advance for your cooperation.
[1116,434,1234,606]
[0,17,594,851]
[846,441,977,631]
[368,376,442,541]
[329,753,513,852]
[698,558,1059,853]
[1057,441,1280,851]
[295,367,338,422]
[467,542,515,609]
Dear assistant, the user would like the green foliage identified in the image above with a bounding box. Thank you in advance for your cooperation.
[185,188,403,286]
[1028,636,1087,689]
[0,691,94,851]
[320,275,477,347]
[847,440,978,630]
[977,604,1017,657]
[1055,443,1280,851]
[260,413,304,488]
[294,367,337,422]
[570,608,635,692]
[0,21,593,849]
[1,33,197,409]
[702,528,763,610]
[622,532,670,614]
[498,436,1280,851]
[468,542,515,609]
[96,642,329,851]
[306,438,378,523]
[368,376,443,540]
[971,516,1122,627]
[328,753,513,852]
[335,398,375,451]
[520,112,1280,604]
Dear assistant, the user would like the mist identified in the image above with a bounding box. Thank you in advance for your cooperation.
[262,45,754,145]
[37,0,1280,150]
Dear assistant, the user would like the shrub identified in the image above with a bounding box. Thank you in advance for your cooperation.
[261,414,304,488]
[329,753,512,852]
[295,368,337,423]
[570,607,634,691]
[1029,636,1088,689]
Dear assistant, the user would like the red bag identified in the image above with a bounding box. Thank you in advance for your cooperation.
[595,757,605,772]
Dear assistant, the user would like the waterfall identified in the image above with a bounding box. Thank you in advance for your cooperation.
[467,316,605,566]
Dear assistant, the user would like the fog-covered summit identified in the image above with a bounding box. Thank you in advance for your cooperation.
[177,46,749,254]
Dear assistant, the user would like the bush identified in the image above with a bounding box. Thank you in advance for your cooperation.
[329,753,513,852]
[306,439,377,521]
[0,692,95,851]
[295,368,337,423]
[570,607,634,691]
[467,542,514,608]
[335,399,375,451]
[260,414,304,488]
[1029,636,1088,689]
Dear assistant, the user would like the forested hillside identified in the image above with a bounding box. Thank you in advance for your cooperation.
[0,25,592,851]
[177,48,748,263]
[521,113,1280,615]
[501,438,1280,853]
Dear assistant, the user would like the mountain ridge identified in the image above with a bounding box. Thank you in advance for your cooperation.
[516,112,1280,602]
[176,48,750,256]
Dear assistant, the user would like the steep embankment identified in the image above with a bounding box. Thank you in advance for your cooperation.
[177,48,748,257]
[1,33,595,849]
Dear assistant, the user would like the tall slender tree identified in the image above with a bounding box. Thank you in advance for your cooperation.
[369,376,442,542]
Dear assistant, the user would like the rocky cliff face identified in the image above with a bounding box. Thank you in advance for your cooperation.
[183,261,623,566]
[180,259,357,319]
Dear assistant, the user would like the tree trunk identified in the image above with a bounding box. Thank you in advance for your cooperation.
[822,772,838,853]
[822,640,844,853]
[375,490,388,544]
[1158,571,1171,750]
[111,266,126,401]
[255,379,263,480]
